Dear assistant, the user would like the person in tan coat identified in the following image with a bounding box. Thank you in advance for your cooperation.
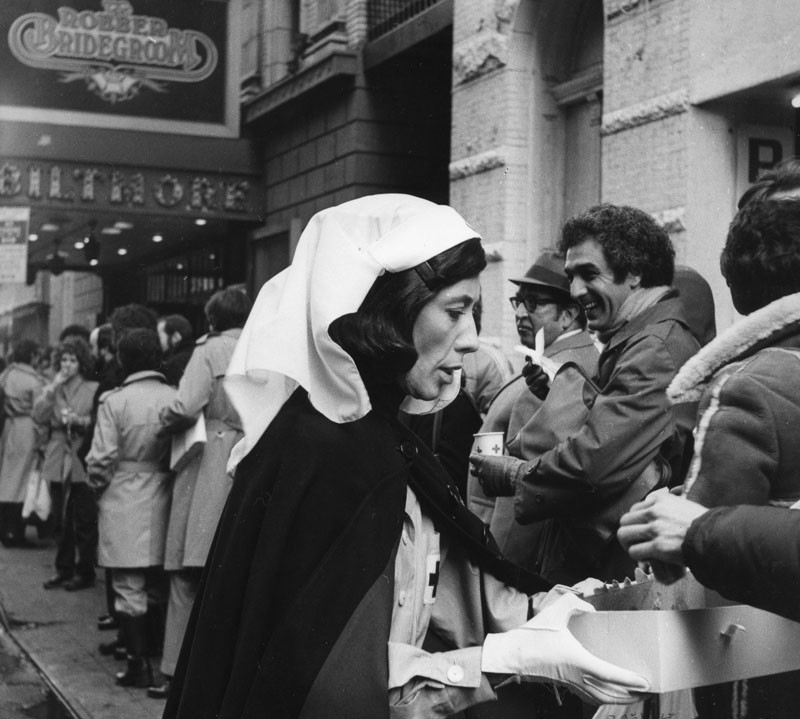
[0,339,45,546]
[150,288,251,698]
[34,338,98,590]
[87,328,177,688]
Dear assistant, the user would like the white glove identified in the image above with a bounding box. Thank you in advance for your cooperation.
[481,592,650,705]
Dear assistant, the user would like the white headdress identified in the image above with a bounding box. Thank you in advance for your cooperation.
[225,194,482,465]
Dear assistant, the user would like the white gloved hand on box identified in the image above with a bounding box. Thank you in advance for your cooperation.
[481,592,650,705]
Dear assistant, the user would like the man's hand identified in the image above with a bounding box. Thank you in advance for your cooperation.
[522,360,550,400]
[481,593,650,705]
[617,490,709,584]
[469,454,527,497]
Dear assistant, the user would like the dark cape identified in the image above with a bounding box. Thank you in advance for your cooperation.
[163,387,550,719]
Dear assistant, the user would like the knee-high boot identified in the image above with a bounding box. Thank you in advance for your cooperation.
[115,614,153,688]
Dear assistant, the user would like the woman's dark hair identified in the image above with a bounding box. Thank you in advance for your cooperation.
[11,339,39,365]
[117,328,163,376]
[329,238,486,383]
[721,198,800,314]
[559,204,675,287]
[54,337,94,378]
[737,158,800,209]
[205,289,252,332]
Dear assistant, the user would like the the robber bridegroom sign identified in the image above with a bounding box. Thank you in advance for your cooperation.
[1,0,240,137]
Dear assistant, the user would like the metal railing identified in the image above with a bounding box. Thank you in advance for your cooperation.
[367,0,443,40]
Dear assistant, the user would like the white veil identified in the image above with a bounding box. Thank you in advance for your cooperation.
[225,194,482,466]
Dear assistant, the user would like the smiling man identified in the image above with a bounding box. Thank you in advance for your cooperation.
[471,204,700,584]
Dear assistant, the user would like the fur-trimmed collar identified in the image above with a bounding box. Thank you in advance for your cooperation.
[667,292,800,404]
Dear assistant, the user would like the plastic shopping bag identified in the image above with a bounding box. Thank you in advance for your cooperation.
[22,464,51,522]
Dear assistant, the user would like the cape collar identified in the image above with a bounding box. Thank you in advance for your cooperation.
[668,291,800,404]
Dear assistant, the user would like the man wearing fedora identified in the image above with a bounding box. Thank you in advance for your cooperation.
[467,250,598,536]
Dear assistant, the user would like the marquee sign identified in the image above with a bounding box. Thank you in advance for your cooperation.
[1,0,239,137]
[0,159,263,220]
[8,0,218,103]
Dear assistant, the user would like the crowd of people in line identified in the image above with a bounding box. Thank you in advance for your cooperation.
[3,160,800,719]
[0,289,252,699]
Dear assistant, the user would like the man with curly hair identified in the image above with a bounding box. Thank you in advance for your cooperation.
[471,204,700,585]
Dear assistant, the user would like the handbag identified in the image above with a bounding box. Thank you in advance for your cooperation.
[22,462,51,522]
[170,414,207,473]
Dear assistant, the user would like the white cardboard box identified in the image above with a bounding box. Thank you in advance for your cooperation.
[569,575,800,692]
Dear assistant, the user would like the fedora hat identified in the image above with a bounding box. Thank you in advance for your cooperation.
[510,251,570,295]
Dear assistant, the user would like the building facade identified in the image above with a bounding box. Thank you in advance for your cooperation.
[2,0,799,357]
[240,0,800,361]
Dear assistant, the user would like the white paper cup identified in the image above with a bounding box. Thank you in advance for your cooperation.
[472,432,504,456]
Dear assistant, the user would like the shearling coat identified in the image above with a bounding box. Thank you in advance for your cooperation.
[86,371,176,568]
[671,292,800,507]
[0,363,45,503]
[160,329,242,569]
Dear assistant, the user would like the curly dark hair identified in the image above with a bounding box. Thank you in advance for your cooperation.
[109,303,158,340]
[329,238,486,383]
[721,198,800,314]
[54,337,94,378]
[59,323,90,343]
[117,328,163,376]
[558,204,675,287]
[737,158,800,209]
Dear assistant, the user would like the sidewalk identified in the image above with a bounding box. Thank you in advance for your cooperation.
[0,532,164,719]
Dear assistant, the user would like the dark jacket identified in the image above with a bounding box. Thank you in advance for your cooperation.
[684,505,800,623]
[164,388,548,719]
[161,339,194,387]
[514,295,699,582]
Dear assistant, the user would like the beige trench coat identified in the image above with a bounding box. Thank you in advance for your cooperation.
[160,329,242,569]
[0,363,45,503]
[87,371,176,568]
[33,375,97,486]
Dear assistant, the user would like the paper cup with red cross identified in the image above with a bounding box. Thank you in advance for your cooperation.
[472,432,504,457]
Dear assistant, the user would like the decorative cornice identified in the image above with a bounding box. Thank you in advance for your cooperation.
[243,51,357,125]
[449,149,506,180]
[453,32,509,85]
[601,90,689,136]
[652,206,685,234]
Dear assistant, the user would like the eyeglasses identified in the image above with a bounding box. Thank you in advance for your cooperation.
[509,296,557,313]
